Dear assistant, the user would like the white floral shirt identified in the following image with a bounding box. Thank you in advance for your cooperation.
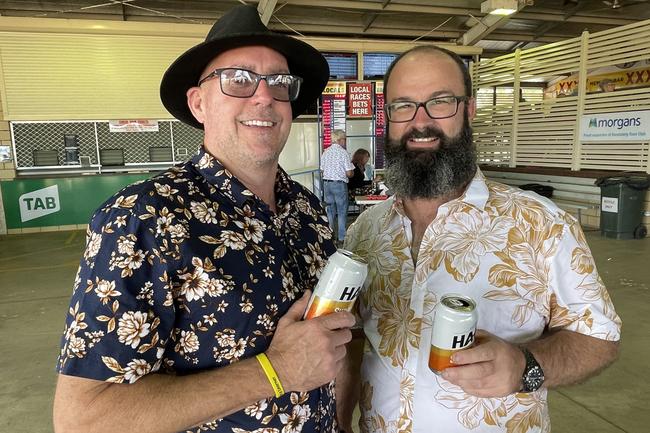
[344,168,621,433]
[321,143,354,182]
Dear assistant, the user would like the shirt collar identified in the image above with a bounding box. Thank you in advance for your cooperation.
[191,147,297,213]
[384,167,489,227]
[458,167,489,211]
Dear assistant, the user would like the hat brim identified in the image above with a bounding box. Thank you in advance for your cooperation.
[160,33,329,129]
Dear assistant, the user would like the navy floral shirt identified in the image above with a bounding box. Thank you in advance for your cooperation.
[57,148,338,433]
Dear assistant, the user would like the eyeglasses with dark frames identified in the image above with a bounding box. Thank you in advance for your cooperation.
[385,95,470,123]
[198,67,303,102]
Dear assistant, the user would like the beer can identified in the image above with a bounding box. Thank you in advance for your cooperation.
[428,294,478,375]
[303,249,368,320]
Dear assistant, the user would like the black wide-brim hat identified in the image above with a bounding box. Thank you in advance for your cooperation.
[160,5,329,130]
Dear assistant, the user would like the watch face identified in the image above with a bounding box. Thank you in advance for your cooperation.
[521,348,545,393]
[523,365,544,392]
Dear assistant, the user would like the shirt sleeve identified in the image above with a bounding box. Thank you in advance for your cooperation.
[548,221,622,341]
[345,152,355,171]
[56,202,175,383]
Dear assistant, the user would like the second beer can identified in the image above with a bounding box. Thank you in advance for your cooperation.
[303,249,368,320]
[428,294,478,375]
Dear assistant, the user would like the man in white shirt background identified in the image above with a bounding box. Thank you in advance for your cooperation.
[321,129,354,245]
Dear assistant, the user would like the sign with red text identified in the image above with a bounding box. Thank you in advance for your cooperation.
[109,119,159,132]
[348,82,373,117]
[321,81,347,149]
[374,81,385,169]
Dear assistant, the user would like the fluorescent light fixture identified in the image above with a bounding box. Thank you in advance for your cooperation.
[481,0,518,15]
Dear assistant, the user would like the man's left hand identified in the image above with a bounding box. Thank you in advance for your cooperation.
[441,330,526,398]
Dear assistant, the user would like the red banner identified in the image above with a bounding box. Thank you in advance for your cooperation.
[321,81,347,149]
[374,81,385,169]
[348,82,373,117]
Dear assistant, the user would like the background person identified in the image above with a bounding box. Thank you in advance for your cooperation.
[348,148,372,191]
[321,129,354,245]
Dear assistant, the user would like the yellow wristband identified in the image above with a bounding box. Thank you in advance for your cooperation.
[256,353,285,398]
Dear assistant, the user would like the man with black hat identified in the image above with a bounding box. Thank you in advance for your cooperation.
[53,5,353,433]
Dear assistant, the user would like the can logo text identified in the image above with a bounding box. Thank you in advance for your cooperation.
[452,330,475,349]
[339,286,361,301]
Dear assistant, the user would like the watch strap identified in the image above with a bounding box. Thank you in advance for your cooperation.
[520,347,545,393]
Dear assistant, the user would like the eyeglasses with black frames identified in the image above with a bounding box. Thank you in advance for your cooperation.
[385,95,470,123]
[198,68,303,102]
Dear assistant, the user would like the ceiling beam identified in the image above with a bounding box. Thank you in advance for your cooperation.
[283,0,476,16]
[362,0,392,32]
[265,21,562,43]
[282,0,635,26]
[267,23,462,39]
[257,0,278,25]
[513,11,630,25]
[530,0,584,40]
[458,13,512,46]
[363,13,378,33]
[458,3,533,46]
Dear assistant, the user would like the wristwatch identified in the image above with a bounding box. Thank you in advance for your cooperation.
[520,347,545,393]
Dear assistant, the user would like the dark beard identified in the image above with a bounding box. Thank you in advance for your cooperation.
[384,114,477,199]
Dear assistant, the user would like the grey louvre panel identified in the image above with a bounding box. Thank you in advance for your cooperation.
[149,146,173,162]
[100,148,125,166]
[32,149,59,166]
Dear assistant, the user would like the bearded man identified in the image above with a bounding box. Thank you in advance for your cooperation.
[337,46,621,433]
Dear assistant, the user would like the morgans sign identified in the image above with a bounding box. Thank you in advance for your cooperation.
[19,185,61,222]
[580,110,650,142]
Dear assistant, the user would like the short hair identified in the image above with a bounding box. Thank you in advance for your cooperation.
[331,129,346,142]
[383,46,472,99]
[352,148,370,164]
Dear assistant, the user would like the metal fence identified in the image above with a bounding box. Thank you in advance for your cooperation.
[11,120,203,174]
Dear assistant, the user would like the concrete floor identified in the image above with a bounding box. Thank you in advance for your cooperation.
[0,229,648,432]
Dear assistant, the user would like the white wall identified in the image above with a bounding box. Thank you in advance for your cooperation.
[280,120,320,192]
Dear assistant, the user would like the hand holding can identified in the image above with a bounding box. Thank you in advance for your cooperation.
[303,249,368,320]
[429,294,478,374]
[265,290,356,393]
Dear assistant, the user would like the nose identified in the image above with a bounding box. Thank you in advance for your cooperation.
[412,103,436,127]
[251,78,274,105]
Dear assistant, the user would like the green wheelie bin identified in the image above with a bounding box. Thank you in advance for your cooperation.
[595,175,650,240]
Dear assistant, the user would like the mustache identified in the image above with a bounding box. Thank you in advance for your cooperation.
[387,126,451,151]
[402,126,443,142]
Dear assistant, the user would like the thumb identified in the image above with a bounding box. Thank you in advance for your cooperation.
[282,290,312,323]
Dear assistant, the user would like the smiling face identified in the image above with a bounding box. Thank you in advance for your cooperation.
[383,49,478,200]
[186,45,293,172]
[385,50,475,148]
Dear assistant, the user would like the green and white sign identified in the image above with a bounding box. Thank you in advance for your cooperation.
[1,174,150,229]
[19,185,61,222]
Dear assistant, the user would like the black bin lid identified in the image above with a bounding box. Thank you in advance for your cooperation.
[595,175,650,190]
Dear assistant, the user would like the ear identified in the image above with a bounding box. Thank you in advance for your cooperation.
[466,96,476,121]
[186,87,206,126]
